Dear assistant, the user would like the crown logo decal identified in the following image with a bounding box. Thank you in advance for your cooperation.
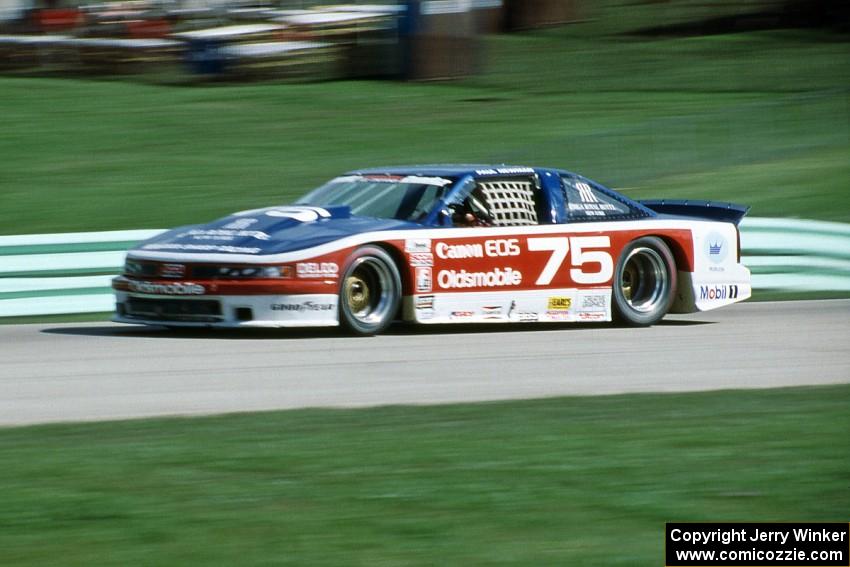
[709,242,723,255]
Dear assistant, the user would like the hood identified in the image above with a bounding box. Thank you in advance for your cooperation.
[132,205,421,257]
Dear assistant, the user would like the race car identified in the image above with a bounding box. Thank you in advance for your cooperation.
[112,165,751,335]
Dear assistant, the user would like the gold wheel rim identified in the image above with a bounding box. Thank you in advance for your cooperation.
[622,267,636,301]
[345,275,370,314]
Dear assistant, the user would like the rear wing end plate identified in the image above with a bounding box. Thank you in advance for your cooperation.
[638,199,750,226]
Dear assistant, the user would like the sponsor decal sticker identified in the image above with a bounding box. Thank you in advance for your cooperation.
[507,301,538,322]
[142,243,261,254]
[474,166,535,176]
[436,241,483,259]
[415,267,433,293]
[437,267,522,289]
[415,295,435,310]
[223,218,258,230]
[296,262,339,278]
[567,182,620,217]
[700,284,739,301]
[567,202,620,217]
[183,228,270,242]
[435,239,520,260]
[547,296,572,311]
[576,182,599,204]
[581,294,607,310]
[408,252,434,267]
[334,175,452,187]
[451,311,474,319]
[271,301,334,312]
[400,175,452,187]
[363,174,403,182]
[704,231,729,264]
[406,238,432,253]
[578,312,606,321]
[546,311,572,321]
[128,281,205,295]
[265,207,330,222]
[481,305,502,319]
[159,263,186,278]
[576,292,609,320]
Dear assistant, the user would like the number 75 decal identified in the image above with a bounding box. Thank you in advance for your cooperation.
[527,236,614,285]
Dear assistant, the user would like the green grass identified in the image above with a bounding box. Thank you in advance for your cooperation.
[0,312,113,325]
[0,385,847,566]
[1,3,849,236]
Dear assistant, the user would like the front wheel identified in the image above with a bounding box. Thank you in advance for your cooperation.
[339,246,401,336]
[612,237,676,326]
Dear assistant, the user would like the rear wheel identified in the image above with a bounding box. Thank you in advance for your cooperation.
[612,237,676,326]
[339,246,401,336]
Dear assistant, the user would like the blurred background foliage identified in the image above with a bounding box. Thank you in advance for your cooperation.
[0,0,848,234]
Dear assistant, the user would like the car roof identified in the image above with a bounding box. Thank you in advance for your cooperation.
[346,164,568,178]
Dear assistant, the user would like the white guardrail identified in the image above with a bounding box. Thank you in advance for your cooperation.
[0,218,848,317]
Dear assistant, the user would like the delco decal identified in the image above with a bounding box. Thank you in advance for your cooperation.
[700,284,740,301]
[435,239,520,259]
[128,281,205,295]
[296,262,339,278]
[437,268,522,289]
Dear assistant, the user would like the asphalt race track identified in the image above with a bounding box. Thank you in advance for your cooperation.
[1,299,848,427]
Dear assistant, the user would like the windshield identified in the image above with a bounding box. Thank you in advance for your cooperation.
[297,174,454,222]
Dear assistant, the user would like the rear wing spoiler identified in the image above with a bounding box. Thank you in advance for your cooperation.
[638,199,750,226]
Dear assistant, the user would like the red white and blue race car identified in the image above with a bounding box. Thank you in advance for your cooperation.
[112,165,751,335]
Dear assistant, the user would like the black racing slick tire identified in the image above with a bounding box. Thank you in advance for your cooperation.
[339,246,402,336]
[612,236,677,327]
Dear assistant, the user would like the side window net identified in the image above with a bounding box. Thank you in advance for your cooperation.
[477,180,539,227]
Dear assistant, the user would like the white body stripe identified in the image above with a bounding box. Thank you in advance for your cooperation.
[127,219,716,264]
